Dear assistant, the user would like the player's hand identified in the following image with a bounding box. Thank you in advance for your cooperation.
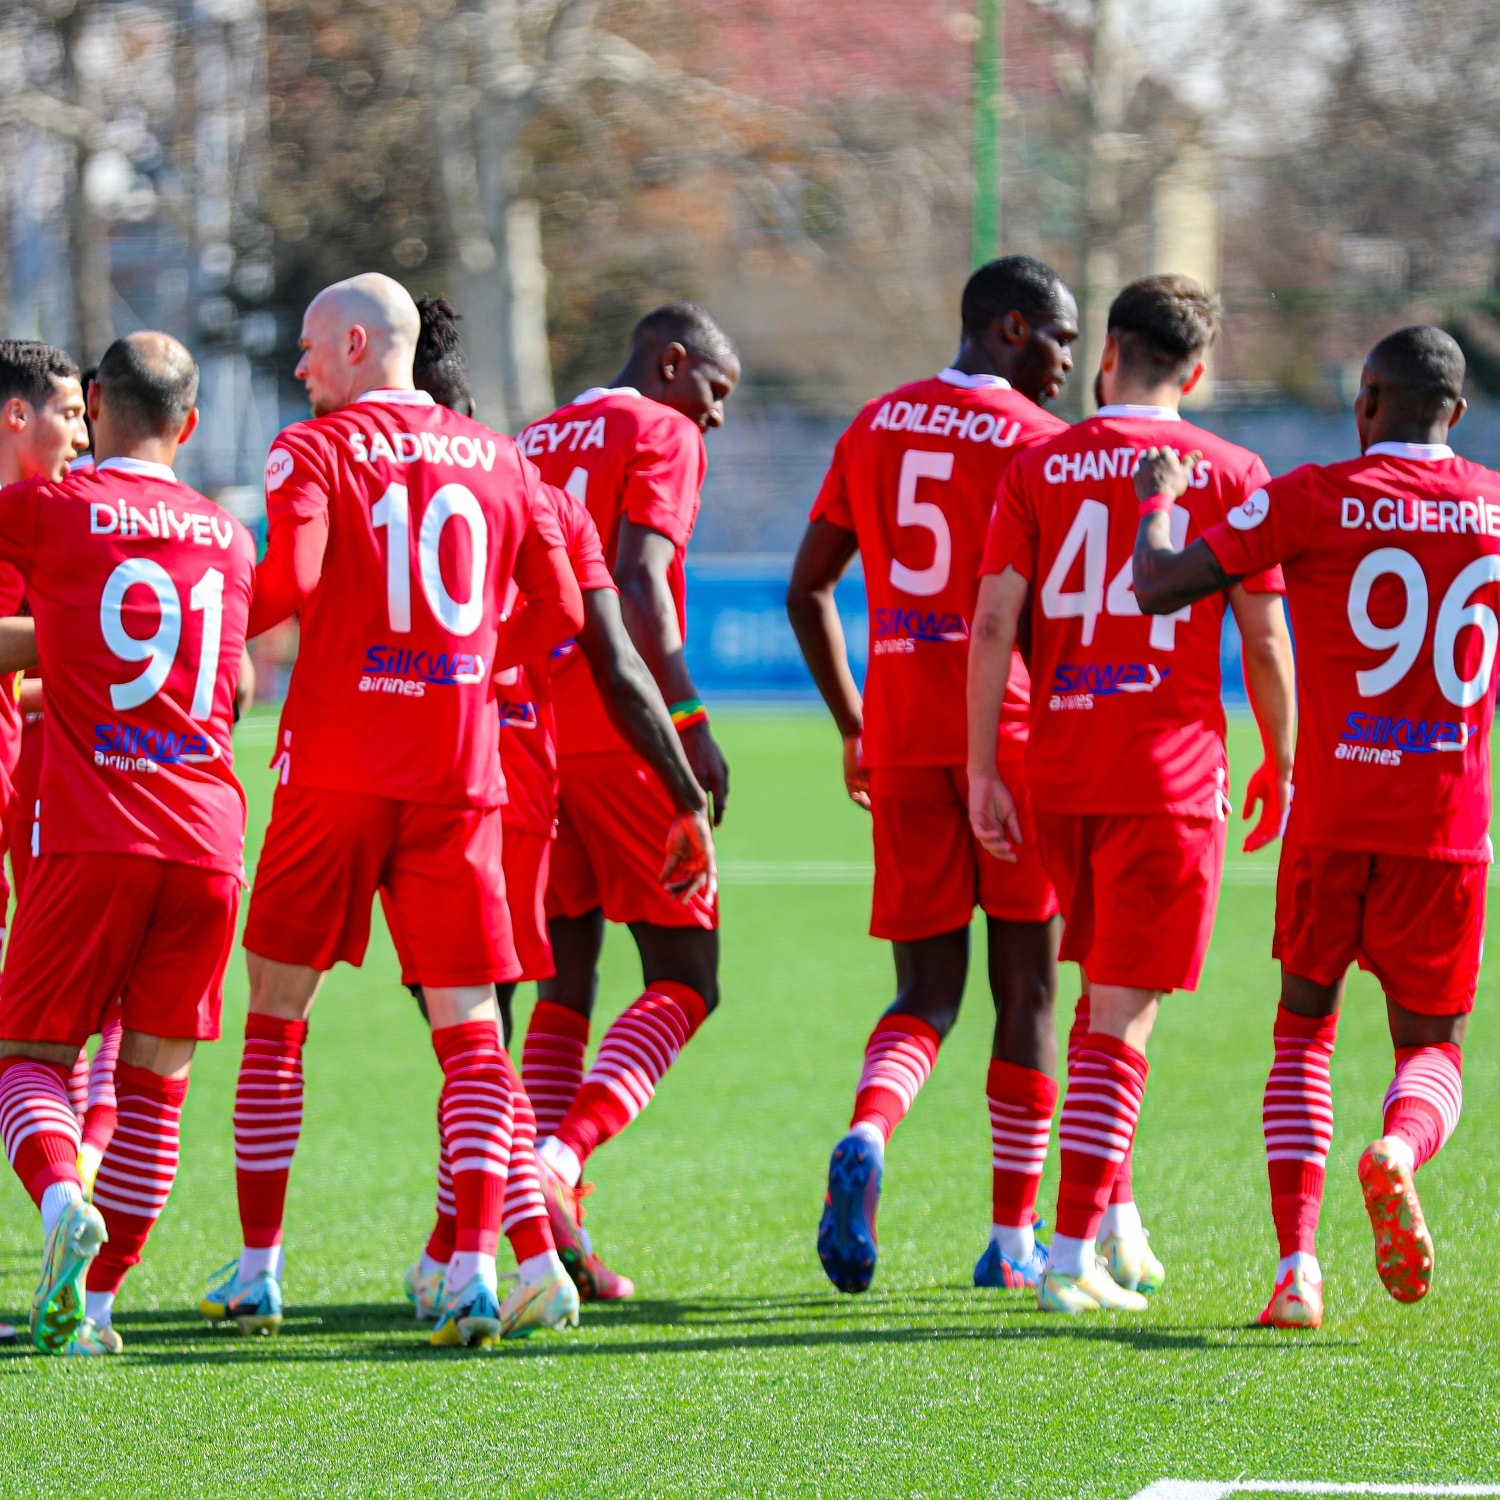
[968,768,1021,863]
[660,809,717,904]
[1242,759,1292,853]
[680,721,729,826]
[1133,446,1202,503]
[842,733,871,812]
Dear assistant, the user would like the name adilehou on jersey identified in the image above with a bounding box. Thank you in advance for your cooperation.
[360,645,488,696]
[1337,711,1471,764]
[866,399,1025,448]
[93,721,219,771]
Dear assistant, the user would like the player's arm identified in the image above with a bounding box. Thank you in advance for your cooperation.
[614,518,729,826]
[1131,447,1241,614]
[786,518,867,809]
[0,617,38,674]
[577,588,716,902]
[966,567,1027,862]
[493,538,586,669]
[246,504,329,637]
[18,676,41,713]
[1230,585,1296,853]
[235,647,256,722]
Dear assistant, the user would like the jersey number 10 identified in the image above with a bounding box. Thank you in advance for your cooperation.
[372,481,489,637]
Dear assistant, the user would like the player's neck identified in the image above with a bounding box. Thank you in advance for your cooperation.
[1363,420,1453,451]
[93,435,180,472]
[609,355,655,398]
[346,368,417,404]
[1098,377,1182,414]
[0,448,23,487]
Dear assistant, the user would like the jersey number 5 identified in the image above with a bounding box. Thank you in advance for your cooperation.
[1041,499,1191,648]
[890,449,954,597]
[100,559,225,717]
[372,481,490,637]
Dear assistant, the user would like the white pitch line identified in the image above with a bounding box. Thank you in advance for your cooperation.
[1130,1482,1500,1500]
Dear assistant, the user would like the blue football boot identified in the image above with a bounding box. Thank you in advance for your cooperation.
[817,1129,884,1294]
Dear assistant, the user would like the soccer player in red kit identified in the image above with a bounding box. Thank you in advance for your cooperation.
[401,299,715,1322]
[1133,326,1495,1328]
[514,304,737,1296]
[786,257,1076,1294]
[970,276,1296,1313]
[0,333,254,1355]
[199,274,583,1348]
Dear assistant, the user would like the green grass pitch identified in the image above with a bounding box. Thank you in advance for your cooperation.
[1,709,1498,1498]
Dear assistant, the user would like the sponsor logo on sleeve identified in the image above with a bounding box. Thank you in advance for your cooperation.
[1227,487,1270,531]
[265,448,295,493]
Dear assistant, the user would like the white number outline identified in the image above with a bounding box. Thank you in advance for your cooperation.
[889,449,955,598]
[100,560,227,719]
[372,480,490,639]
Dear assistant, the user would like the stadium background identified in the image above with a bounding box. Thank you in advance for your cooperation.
[3,4,1500,1498]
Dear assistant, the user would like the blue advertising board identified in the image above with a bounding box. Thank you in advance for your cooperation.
[683,554,1250,705]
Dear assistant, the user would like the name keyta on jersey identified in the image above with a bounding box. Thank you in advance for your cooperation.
[868,401,1022,447]
[517,417,609,458]
[1340,494,1500,536]
[89,501,237,548]
[345,429,499,471]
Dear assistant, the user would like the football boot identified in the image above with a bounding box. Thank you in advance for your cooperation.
[1358,1137,1434,1304]
[817,1129,884,1294]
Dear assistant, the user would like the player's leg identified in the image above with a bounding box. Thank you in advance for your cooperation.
[1354,855,1483,1306]
[77,1008,123,1197]
[524,795,603,1132]
[977,913,1060,1288]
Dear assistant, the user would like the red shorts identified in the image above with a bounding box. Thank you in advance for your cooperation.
[869,761,1058,941]
[502,824,555,982]
[547,752,716,931]
[0,853,239,1046]
[1274,843,1486,1015]
[245,783,517,987]
[1036,811,1225,993]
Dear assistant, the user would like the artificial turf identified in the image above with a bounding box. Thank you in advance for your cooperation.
[0,709,1497,1499]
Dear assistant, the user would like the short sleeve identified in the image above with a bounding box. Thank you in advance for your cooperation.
[981,458,1037,580]
[620,415,703,549]
[809,429,855,529]
[264,426,333,527]
[0,478,41,571]
[1201,465,1313,594]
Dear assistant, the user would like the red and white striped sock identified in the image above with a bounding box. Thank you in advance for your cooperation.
[522,1000,590,1139]
[1262,1005,1338,1259]
[849,1013,941,1145]
[81,1017,123,1158]
[1054,1033,1149,1254]
[501,1052,552,1263]
[987,1058,1057,1228]
[0,1056,83,1204]
[552,982,709,1173]
[1383,1042,1463,1170]
[425,1097,457,1267]
[66,1047,90,1119]
[88,1064,187,1297]
[1069,993,1138,1213]
[234,1013,308,1251]
[434,1020,514,1260]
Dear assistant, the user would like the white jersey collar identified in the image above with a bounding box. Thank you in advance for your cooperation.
[67,454,95,474]
[572,386,641,405]
[95,455,178,483]
[937,367,1011,391]
[1094,404,1182,422]
[356,388,436,407]
[1365,441,1455,461]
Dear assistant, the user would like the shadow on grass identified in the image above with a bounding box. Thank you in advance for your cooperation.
[0,1292,1362,1367]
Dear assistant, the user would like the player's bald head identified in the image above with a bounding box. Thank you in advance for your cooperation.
[306,273,421,355]
[94,331,199,439]
[1365,326,1466,422]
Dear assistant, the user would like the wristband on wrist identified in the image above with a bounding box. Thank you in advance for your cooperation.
[670,696,709,732]
[1138,492,1174,519]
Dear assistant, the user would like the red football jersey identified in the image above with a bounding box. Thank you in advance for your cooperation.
[984,407,1283,818]
[264,389,564,807]
[0,565,24,798]
[517,387,707,756]
[811,369,1066,767]
[497,483,617,835]
[0,458,254,874]
[1203,442,1500,861]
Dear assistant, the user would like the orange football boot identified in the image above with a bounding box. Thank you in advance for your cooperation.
[1357,1137,1434,1304]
